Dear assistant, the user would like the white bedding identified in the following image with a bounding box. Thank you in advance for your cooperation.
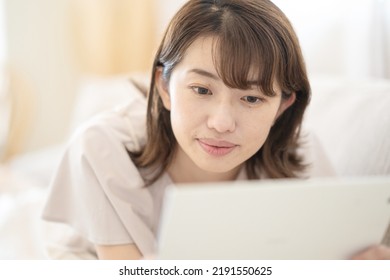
[0,167,47,259]
[0,145,64,259]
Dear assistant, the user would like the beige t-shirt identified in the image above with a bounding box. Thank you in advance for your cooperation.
[42,91,335,259]
[42,89,162,259]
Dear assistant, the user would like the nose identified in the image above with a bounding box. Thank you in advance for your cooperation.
[207,101,236,133]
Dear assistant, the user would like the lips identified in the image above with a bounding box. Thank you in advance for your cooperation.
[197,138,238,156]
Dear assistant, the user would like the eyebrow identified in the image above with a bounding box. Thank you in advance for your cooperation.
[188,68,259,86]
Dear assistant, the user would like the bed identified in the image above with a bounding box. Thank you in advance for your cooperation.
[1,74,389,259]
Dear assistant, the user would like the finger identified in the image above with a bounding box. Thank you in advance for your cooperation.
[352,245,390,260]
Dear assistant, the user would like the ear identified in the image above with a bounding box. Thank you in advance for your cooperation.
[275,92,296,119]
[155,67,171,111]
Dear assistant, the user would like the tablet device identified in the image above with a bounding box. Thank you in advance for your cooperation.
[157,176,390,259]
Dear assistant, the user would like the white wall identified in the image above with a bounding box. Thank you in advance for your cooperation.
[0,0,9,157]
[273,0,390,79]
[0,0,5,64]
[155,0,187,39]
[5,0,79,153]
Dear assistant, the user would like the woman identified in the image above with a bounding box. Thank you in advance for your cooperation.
[42,0,389,260]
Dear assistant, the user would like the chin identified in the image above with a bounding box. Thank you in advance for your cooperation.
[195,160,241,175]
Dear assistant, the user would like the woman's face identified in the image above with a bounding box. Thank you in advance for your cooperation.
[157,36,294,181]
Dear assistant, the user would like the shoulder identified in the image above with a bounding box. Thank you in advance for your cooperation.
[54,99,149,192]
[67,76,149,155]
[297,129,336,178]
[70,94,147,157]
[43,85,155,253]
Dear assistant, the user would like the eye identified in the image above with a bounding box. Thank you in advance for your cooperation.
[241,96,263,104]
[191,86,212,95]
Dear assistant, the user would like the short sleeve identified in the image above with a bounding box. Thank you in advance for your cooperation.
[42,95,158,257]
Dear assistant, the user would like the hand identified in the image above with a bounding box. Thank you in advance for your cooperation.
[351,245,390,260]
[95,244,142,260]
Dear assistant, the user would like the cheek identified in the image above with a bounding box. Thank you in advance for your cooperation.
[169,92,200,134]
[243,122,271,146]
[240,109,279,146]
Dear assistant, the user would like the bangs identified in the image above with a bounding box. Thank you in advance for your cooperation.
[212,11,281,97]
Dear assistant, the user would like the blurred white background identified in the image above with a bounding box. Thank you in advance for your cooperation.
[1,0,390,260]
[0,0,389,159]
[274,0,390,79]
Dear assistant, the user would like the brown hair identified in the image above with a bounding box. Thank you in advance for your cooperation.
[130,0,311,183]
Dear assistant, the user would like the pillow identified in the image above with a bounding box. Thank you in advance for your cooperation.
[304,76,390,176]
[68,73,149,135]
